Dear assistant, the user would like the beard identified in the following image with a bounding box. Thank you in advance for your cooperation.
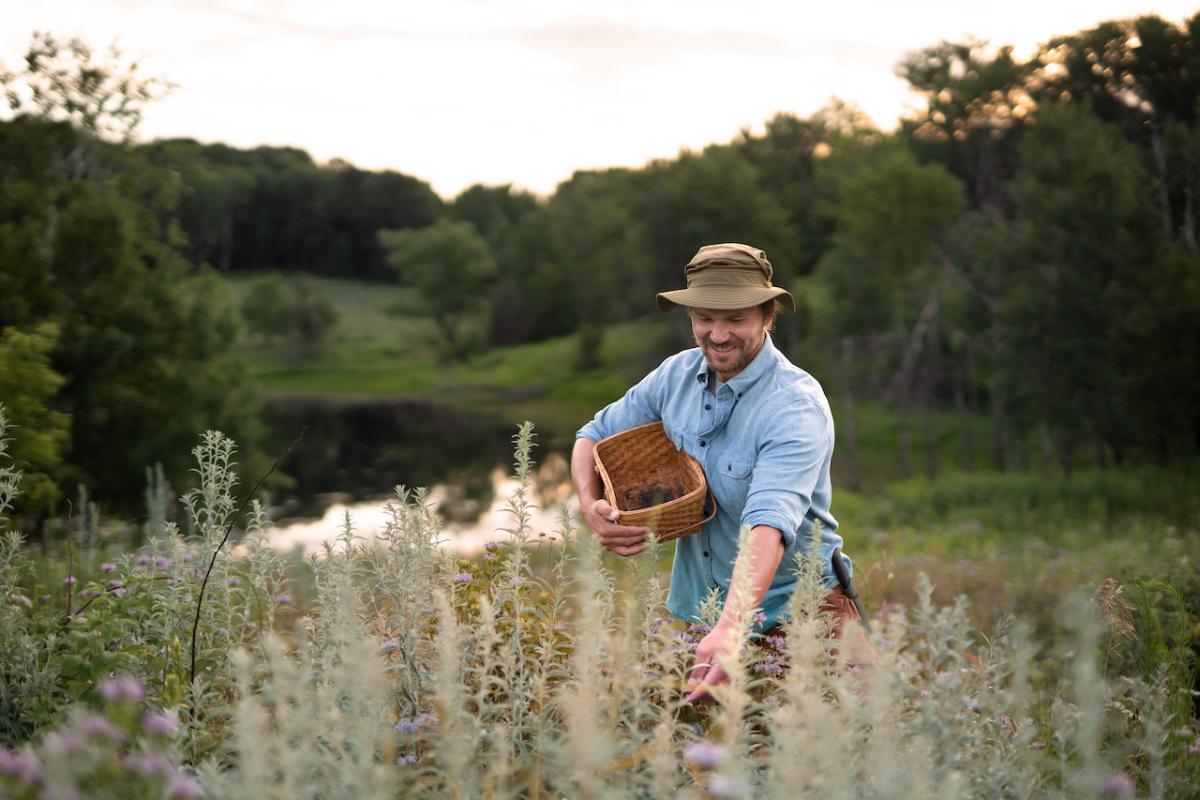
[696,331,765,381]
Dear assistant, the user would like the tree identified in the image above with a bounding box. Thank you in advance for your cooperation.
[0,324,69,515]
[378,219,497,359]
[0,34,262,512]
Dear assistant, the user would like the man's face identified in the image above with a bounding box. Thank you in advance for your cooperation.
[690,306,770,382]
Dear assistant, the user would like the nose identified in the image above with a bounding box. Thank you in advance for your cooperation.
[709,324,731,343]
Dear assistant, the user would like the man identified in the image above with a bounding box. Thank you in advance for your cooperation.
[571,243,869,702]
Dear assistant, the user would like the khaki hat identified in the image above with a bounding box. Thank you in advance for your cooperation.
[656,243,795,313]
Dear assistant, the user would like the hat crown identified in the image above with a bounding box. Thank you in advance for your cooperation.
[684,243,773,288]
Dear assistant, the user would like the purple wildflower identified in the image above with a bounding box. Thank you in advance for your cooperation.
[414,713,438,727]
[1101,773,1135,798]
[453,572,472,584]
[709,773,751,798]
[753,661,784,676]
[483,553,497,562]
[83,713,126,743]
[0,747,41,785]
[182,552,193,562]
[166,578,175,587]
[136,554,150,566]
[396,754,419,766]
[1187,736,1200,757]
[227,577,241,587]
[101,562,117,573]
[165,772,204,799]
[98,675,145,703]
[125,754,173,778]
[143,710,180,736]
[43,730,82,755]
[484,541,499,551]
[275,593,292,605]
[63,575,76,586]
[155,556,171,569]
[683,741,726,769]
[395,719,421,735]
[379,639,399,653]
[108,579,125,590]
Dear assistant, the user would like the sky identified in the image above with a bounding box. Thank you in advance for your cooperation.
[4,1,1197,198]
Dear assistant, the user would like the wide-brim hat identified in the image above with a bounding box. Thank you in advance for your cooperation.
[656,243,795,312]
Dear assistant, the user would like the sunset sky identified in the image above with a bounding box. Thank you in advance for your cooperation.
[4,1,1197,198]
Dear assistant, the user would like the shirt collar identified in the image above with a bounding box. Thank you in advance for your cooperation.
[694,333,778,395]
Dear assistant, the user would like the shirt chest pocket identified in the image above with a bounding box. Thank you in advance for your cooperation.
[709,455,754,511]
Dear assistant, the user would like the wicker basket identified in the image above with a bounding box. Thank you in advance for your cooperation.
[592,421,716,542]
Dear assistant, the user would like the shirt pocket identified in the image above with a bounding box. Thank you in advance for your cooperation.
[709,455,754,512]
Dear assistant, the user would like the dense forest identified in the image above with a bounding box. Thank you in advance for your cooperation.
[2,15,1199,517]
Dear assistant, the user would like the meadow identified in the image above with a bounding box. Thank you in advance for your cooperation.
[1,411,1197,799]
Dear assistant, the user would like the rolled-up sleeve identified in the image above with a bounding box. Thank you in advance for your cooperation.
[740,400,832,547]
[576,365,666,442]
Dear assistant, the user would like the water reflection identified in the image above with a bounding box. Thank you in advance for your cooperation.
[269,452,577,556]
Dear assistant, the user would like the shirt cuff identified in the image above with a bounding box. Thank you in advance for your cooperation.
[742,513,797,547]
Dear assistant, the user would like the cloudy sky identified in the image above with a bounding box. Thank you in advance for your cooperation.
[4,1,1196,198]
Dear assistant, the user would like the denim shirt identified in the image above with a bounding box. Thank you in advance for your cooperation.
[577,334,846,631]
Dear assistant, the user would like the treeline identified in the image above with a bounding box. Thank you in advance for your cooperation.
[3,16,1200,519]
[187,13,1195,474]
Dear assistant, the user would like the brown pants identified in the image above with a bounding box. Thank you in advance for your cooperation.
[762,586,880,669]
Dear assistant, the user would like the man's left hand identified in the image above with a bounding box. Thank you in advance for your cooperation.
[686,622,736,703]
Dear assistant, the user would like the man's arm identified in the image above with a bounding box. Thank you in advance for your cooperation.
[686,524,785,702]
[571,437,649,557]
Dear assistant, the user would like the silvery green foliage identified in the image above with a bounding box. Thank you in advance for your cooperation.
[0,406,49,744]
[4,420,1197,797]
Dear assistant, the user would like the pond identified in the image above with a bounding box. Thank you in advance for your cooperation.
[259,397,577,555]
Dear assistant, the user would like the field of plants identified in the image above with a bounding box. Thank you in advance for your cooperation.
[1,413,1198,799]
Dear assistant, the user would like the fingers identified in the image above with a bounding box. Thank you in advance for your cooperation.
[686,662,728,704]
[586,499,649,556]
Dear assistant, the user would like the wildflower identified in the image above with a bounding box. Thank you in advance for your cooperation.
[414,713,438,727]
[275,593,292,605]
[165,772,204,799]
[0,747,41,785]
[683,741,726,769]
[63,575,76,586]
[143,710,180,736]
[83,713,126,743]
[483,553,497,562]
[155,556,171,569]
[182,552,193,562]
[227,577,241,587]
[101,562,117,573]
[379,639,399,653]
[166,578,175,586]
[136,554,150,566]
[753,661,784,676]
[1101,773,1134,798]
[396,754,419,766]
[964,699,982,713]
[108,579,125,590]
[43,730,82,755]
[484,541,499,551]
[395,719,421,735]
[125,754,173,778]
[709,773,752,798]
[750,610,767,627]
[1188,736,1200,757]
[453,572,472,584]
[98,675,145,703]
[998,714,1013,730]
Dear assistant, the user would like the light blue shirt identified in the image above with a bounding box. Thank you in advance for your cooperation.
[577,334,846,631]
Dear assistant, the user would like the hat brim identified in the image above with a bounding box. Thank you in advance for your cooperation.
[656,286,795,313]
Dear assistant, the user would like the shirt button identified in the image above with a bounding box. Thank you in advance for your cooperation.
[697,374,705,382]
[704,404,711,411]
[703,550,710,557]
[699,440,706,447]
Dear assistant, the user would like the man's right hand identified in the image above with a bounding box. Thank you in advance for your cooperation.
[583,498,649,557]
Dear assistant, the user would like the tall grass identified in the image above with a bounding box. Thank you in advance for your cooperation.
[0,410,1197,797]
